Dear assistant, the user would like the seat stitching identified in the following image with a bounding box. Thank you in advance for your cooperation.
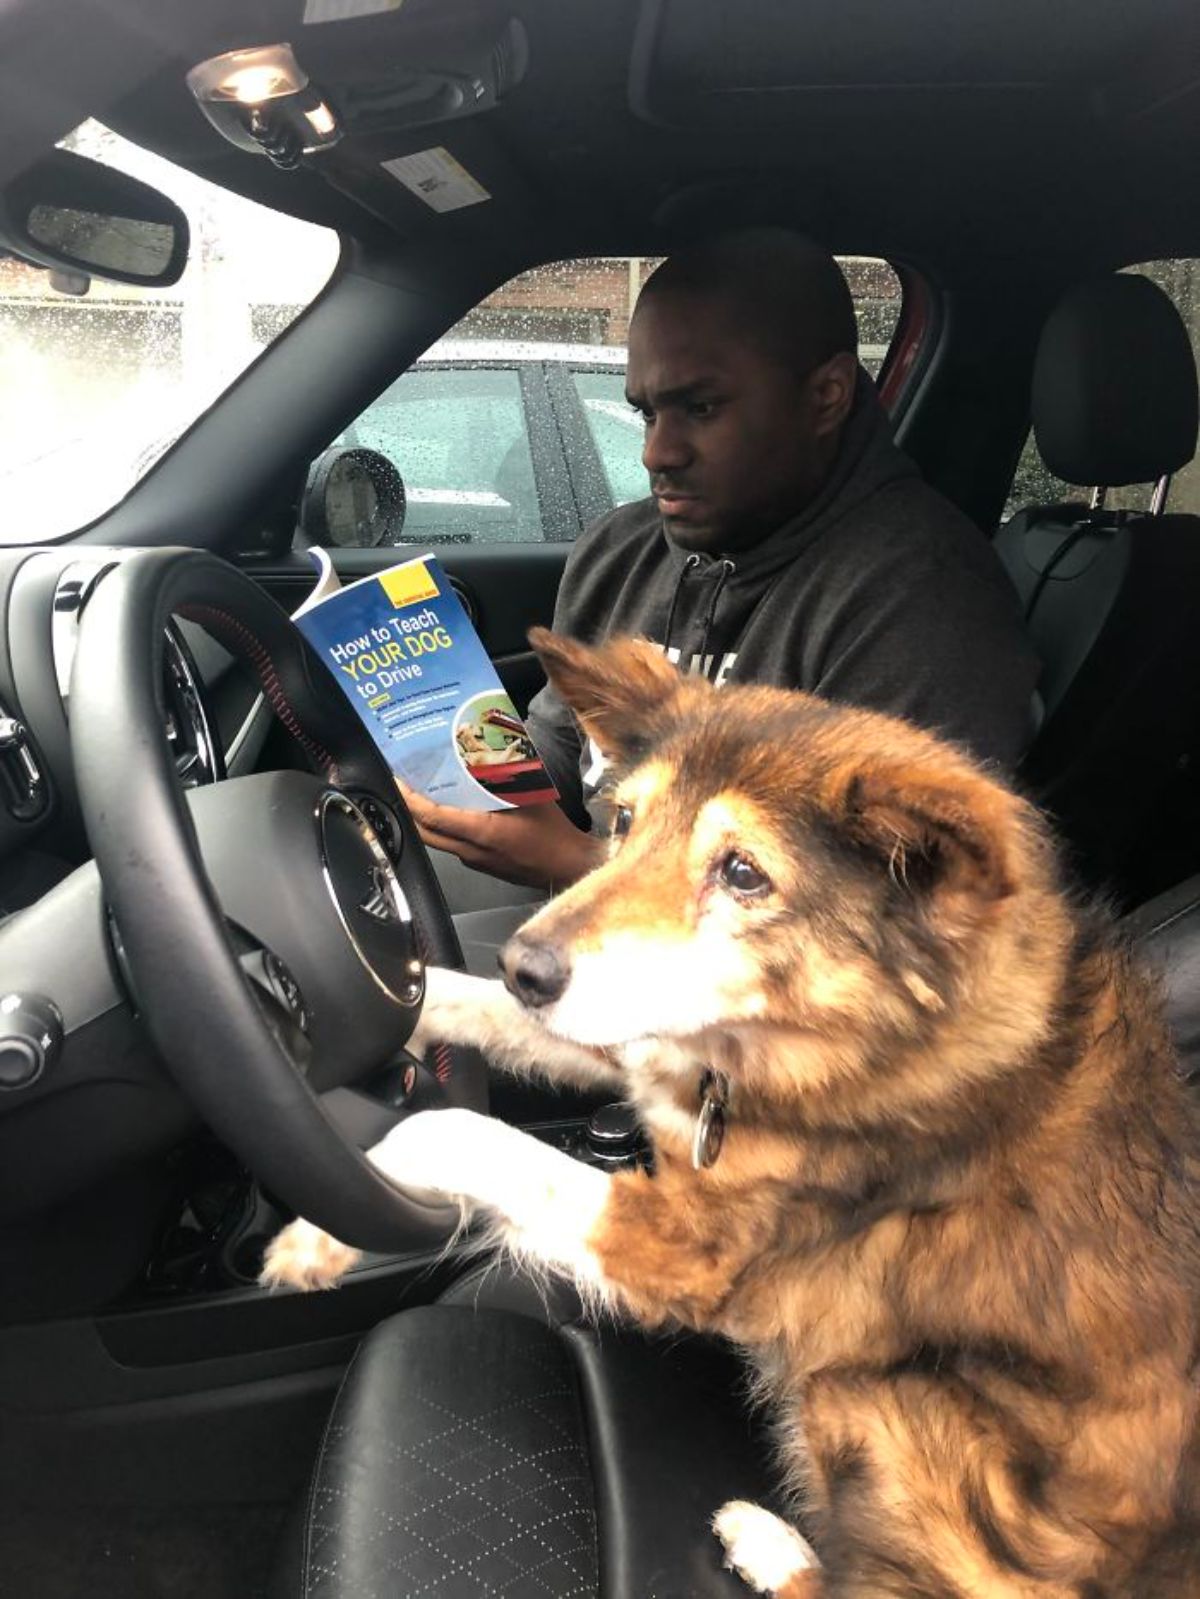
[302,1339,371,1598]
[306,1370,596,1594]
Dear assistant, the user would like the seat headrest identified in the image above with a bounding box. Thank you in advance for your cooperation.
[1032,274,1199,489]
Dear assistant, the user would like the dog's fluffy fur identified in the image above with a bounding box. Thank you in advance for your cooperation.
[264,630,1200,1597]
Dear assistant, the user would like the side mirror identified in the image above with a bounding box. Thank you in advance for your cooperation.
[300,447,408,549]
[0,148,189,288]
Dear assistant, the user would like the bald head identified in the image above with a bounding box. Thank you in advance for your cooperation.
[635,228,858,380]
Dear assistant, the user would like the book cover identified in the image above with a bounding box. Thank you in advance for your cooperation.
[294,549,558,811]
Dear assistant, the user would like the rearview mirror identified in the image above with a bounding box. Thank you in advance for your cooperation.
[0,148,189,288]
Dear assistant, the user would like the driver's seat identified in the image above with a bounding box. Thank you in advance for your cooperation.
[274,874,1200,1598]
[273,1266,777,1598]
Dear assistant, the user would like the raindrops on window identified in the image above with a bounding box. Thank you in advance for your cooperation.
[0,120,338,544]
[325,255,903,548]
[1004,259,1200,521]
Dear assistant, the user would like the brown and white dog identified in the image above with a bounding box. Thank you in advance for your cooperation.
[264,629,1200,1597]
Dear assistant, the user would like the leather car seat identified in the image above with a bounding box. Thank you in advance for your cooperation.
[274,870,1200,1599]
[273,1263,778,1598]
[995,273,1200,903]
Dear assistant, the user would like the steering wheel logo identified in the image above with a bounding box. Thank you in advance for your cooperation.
[359,863,400,924]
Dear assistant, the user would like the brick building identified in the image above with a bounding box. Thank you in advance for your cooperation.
[459,255,904,358]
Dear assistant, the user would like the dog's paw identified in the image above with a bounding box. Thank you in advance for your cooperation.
[259,1218,361,1292]
[407,967,501,1058]
[369,1107,479,1201]
[713,1501,820,1596]
[367,1108,535,1215]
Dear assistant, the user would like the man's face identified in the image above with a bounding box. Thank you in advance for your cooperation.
[624,289,845,553]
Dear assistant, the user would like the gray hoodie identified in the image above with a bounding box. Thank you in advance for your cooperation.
[527,375,1039,826]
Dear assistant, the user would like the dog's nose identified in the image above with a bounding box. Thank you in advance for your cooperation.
[500,937,571,1008]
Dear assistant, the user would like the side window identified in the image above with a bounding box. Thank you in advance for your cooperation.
[843,256,904,381]
[1142,260,1200,518]
[307,254,904,548]
[1004,259,1200,522]
[338,366,542,544]
[1004,435,1088,521]
[570,369,646,508]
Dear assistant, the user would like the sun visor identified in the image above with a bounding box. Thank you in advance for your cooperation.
[295,4,529,143]
[628,0,1154,130]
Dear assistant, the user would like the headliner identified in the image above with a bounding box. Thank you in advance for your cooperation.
[2,0,1199,288]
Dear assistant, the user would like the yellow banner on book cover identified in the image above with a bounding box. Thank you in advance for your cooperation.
[379,561,439,609]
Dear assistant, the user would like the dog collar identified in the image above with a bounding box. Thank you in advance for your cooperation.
[691,1068,729,1170]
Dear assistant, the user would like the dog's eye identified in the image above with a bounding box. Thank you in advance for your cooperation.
[613,805,634,839]
[719,852,771,897]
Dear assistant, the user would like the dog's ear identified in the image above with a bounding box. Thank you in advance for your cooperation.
[843,764,1018,904]
[529,627,689,760]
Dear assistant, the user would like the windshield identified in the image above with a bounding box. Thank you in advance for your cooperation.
[0,121,339,544]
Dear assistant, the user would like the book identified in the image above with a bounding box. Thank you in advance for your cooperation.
[293,548,559,811]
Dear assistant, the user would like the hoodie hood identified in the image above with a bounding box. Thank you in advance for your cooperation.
[524,362,1038,824]
[653,370,917,665]
[662,368,918,589]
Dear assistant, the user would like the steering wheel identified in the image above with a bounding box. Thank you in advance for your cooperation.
[69,548,486,1252]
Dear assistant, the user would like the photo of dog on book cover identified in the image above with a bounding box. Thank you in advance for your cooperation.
[453,689,556,804]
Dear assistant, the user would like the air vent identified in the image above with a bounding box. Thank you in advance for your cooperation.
[52,560,222,789]
[163,624,224,788]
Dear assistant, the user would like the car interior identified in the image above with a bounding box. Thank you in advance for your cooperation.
[1,0,1199,1594]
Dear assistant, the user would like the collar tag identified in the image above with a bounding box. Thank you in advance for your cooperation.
[691,1068,729,1170]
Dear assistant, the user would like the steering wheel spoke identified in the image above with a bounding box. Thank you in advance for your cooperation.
[228,921,313,1075]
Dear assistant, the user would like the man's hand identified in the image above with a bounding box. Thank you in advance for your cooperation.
[397,783,604,890]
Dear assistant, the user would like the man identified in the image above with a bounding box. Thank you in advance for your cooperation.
[404,230,1039,960]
